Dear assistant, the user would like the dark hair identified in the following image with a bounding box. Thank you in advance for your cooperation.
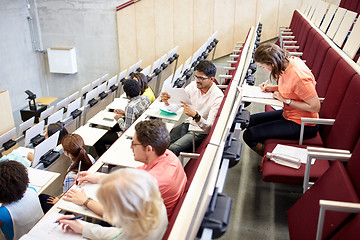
[0,161,29,204]
[194,60,216,77]
[123,79,141,99]
[47,123,68,145]
[135,120,170,156]
[132,72,148,95]
[253,43,290,81]
[61,134,93,175]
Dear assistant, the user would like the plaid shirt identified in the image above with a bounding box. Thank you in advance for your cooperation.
[118,95,151,132]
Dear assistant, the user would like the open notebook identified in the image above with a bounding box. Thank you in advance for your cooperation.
[19,212,85,240]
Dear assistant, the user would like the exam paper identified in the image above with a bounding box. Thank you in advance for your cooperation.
[165,87,192,105]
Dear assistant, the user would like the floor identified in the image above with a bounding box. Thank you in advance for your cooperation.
[212,44,302,240]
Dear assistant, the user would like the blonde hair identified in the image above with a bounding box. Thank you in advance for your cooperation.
[97,168,164,239]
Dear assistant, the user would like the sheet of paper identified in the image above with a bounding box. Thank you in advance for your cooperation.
[12,147,34,158]
[165,87,192,105]
[28,168,59,190]
[241,85,274,99]
[272,144,315,164]
[20,212,85,240]
[57,183,102,220]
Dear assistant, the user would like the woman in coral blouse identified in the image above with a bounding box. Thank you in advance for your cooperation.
[243,43,320,156]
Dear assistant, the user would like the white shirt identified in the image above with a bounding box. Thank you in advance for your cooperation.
[165,81,224,133]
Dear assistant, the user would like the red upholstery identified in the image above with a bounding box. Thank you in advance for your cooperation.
[287,161,360,240]
[288,138,360,240]
[262,75,360,184]
[316,48,342,98]
[310,39,330,81]
[331,214,360,239]
[301,28,318,63]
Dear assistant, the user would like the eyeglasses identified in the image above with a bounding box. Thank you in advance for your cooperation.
[131,140,142,147]
[194,75,210,81]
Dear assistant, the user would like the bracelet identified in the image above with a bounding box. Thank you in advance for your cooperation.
[83,197,93,208]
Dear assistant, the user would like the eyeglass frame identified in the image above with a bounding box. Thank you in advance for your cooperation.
[131,140,142,147]
[193,74,211,82]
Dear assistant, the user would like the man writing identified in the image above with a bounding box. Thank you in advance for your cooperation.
[161,60,224,156]
[63,119,187,219]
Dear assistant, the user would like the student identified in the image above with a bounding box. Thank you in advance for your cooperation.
[243,43,320,156]
[56,168,168,240]
[160,60,224,156]
[39,133,95,213]
[0,160,43,240]
[133,72,156,103]
[94,79,151,156]
[63,119,187,219]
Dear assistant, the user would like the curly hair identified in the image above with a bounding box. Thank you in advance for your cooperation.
[253,43,290,81]
[97,168,164,240]
[135,119,170,156]
[123,79,141,99]
[0,160,29,204]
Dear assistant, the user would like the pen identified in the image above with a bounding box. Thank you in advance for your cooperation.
[76,161,82,185]
[264,80,269,88]
[55,215,84,223]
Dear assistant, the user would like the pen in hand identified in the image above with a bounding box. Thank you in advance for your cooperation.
[55,215,84,223]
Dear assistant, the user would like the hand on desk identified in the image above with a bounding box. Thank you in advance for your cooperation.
[114,109,125,115]
[56,214,84,234]
[76,171,101,185]
[181,101,196,118]
[27,152,34,162]
[160,92,170,106]
[63,188,88,206]
[47,194,63,205]
[272,91,285,102]
[114,114,124,121]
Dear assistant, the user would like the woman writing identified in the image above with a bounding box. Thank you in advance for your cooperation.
[56,168,168,240]
[39,133,94,212]
[243,43,320,156]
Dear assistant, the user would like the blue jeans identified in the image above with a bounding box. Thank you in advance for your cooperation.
[243,110,319,148]
[169,123,207,156]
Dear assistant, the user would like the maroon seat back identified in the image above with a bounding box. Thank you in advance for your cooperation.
[316,48,342,98]
[310,39,330,80]
[302,28,318,63]
[324,75,360,151]
[331,213,360,239]
[297,21,312,52]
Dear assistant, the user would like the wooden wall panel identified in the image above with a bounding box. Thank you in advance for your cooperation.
[257,0,280,41]
[154,0,174,59]
[233,0,257,47]
[173,0,194,65]
[193,0,214,51]
[117,5,137,70]
[214,0,236,58]
[278,0,301,31]
[135,0,155,68]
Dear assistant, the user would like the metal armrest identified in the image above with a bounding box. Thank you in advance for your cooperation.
[289,52,303,57]
[317,200,360,240]
[280,35,295,39]
[299,117,335,145]
[219,74,233,79]
[227,60,237,63]
[223,66,235,70]
[230,54,239,58]
[217,85,228,89]
[283,40,297,44]
[179,152,201,166]
[284,45,300,49]
[303,148,351,193]
[232,50,241,53]
[319,97,325,103]
[236,42,244,45]
[281,31,293,35]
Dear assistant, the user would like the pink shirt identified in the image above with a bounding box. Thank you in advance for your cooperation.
[137,149,187,219]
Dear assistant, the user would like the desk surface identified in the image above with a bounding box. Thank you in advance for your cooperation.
[106,97,129,110]
[73,124,108,146]
[145,100,183,122]
[35,97,58,105]
[28,168,60,195]
[87,110,117,128]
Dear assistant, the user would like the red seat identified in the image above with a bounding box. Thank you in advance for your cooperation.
[309,39,330,81]
[262,75,360,184]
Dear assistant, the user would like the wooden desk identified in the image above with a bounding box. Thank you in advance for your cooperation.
[87,110,117,128]
[73,124,108,146]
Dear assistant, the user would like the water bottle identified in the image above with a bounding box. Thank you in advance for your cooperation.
[266,152,301,169]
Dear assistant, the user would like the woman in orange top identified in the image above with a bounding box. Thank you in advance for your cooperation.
[243,43,320,156]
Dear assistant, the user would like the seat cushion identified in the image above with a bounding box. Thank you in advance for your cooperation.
[287,161,360,240]
[262,142,329,184]
[264,131,323,147]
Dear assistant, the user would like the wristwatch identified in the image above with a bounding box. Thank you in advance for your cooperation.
[193,112,201,122]
[285,99,292,106]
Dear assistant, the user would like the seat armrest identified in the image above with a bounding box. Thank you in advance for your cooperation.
[307,146,350,154]
[299,117,335,145]
[319,97,325,103]
[230,54,239,58]
[283,40,297,44]
[316,200,360,240]
[223,66,235,70]
[179,152,200,165]
[303,149,351,193]
[216,85,228,89]
[284,45,300,49]
[289,52,303,57]
[219,74,233,79]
